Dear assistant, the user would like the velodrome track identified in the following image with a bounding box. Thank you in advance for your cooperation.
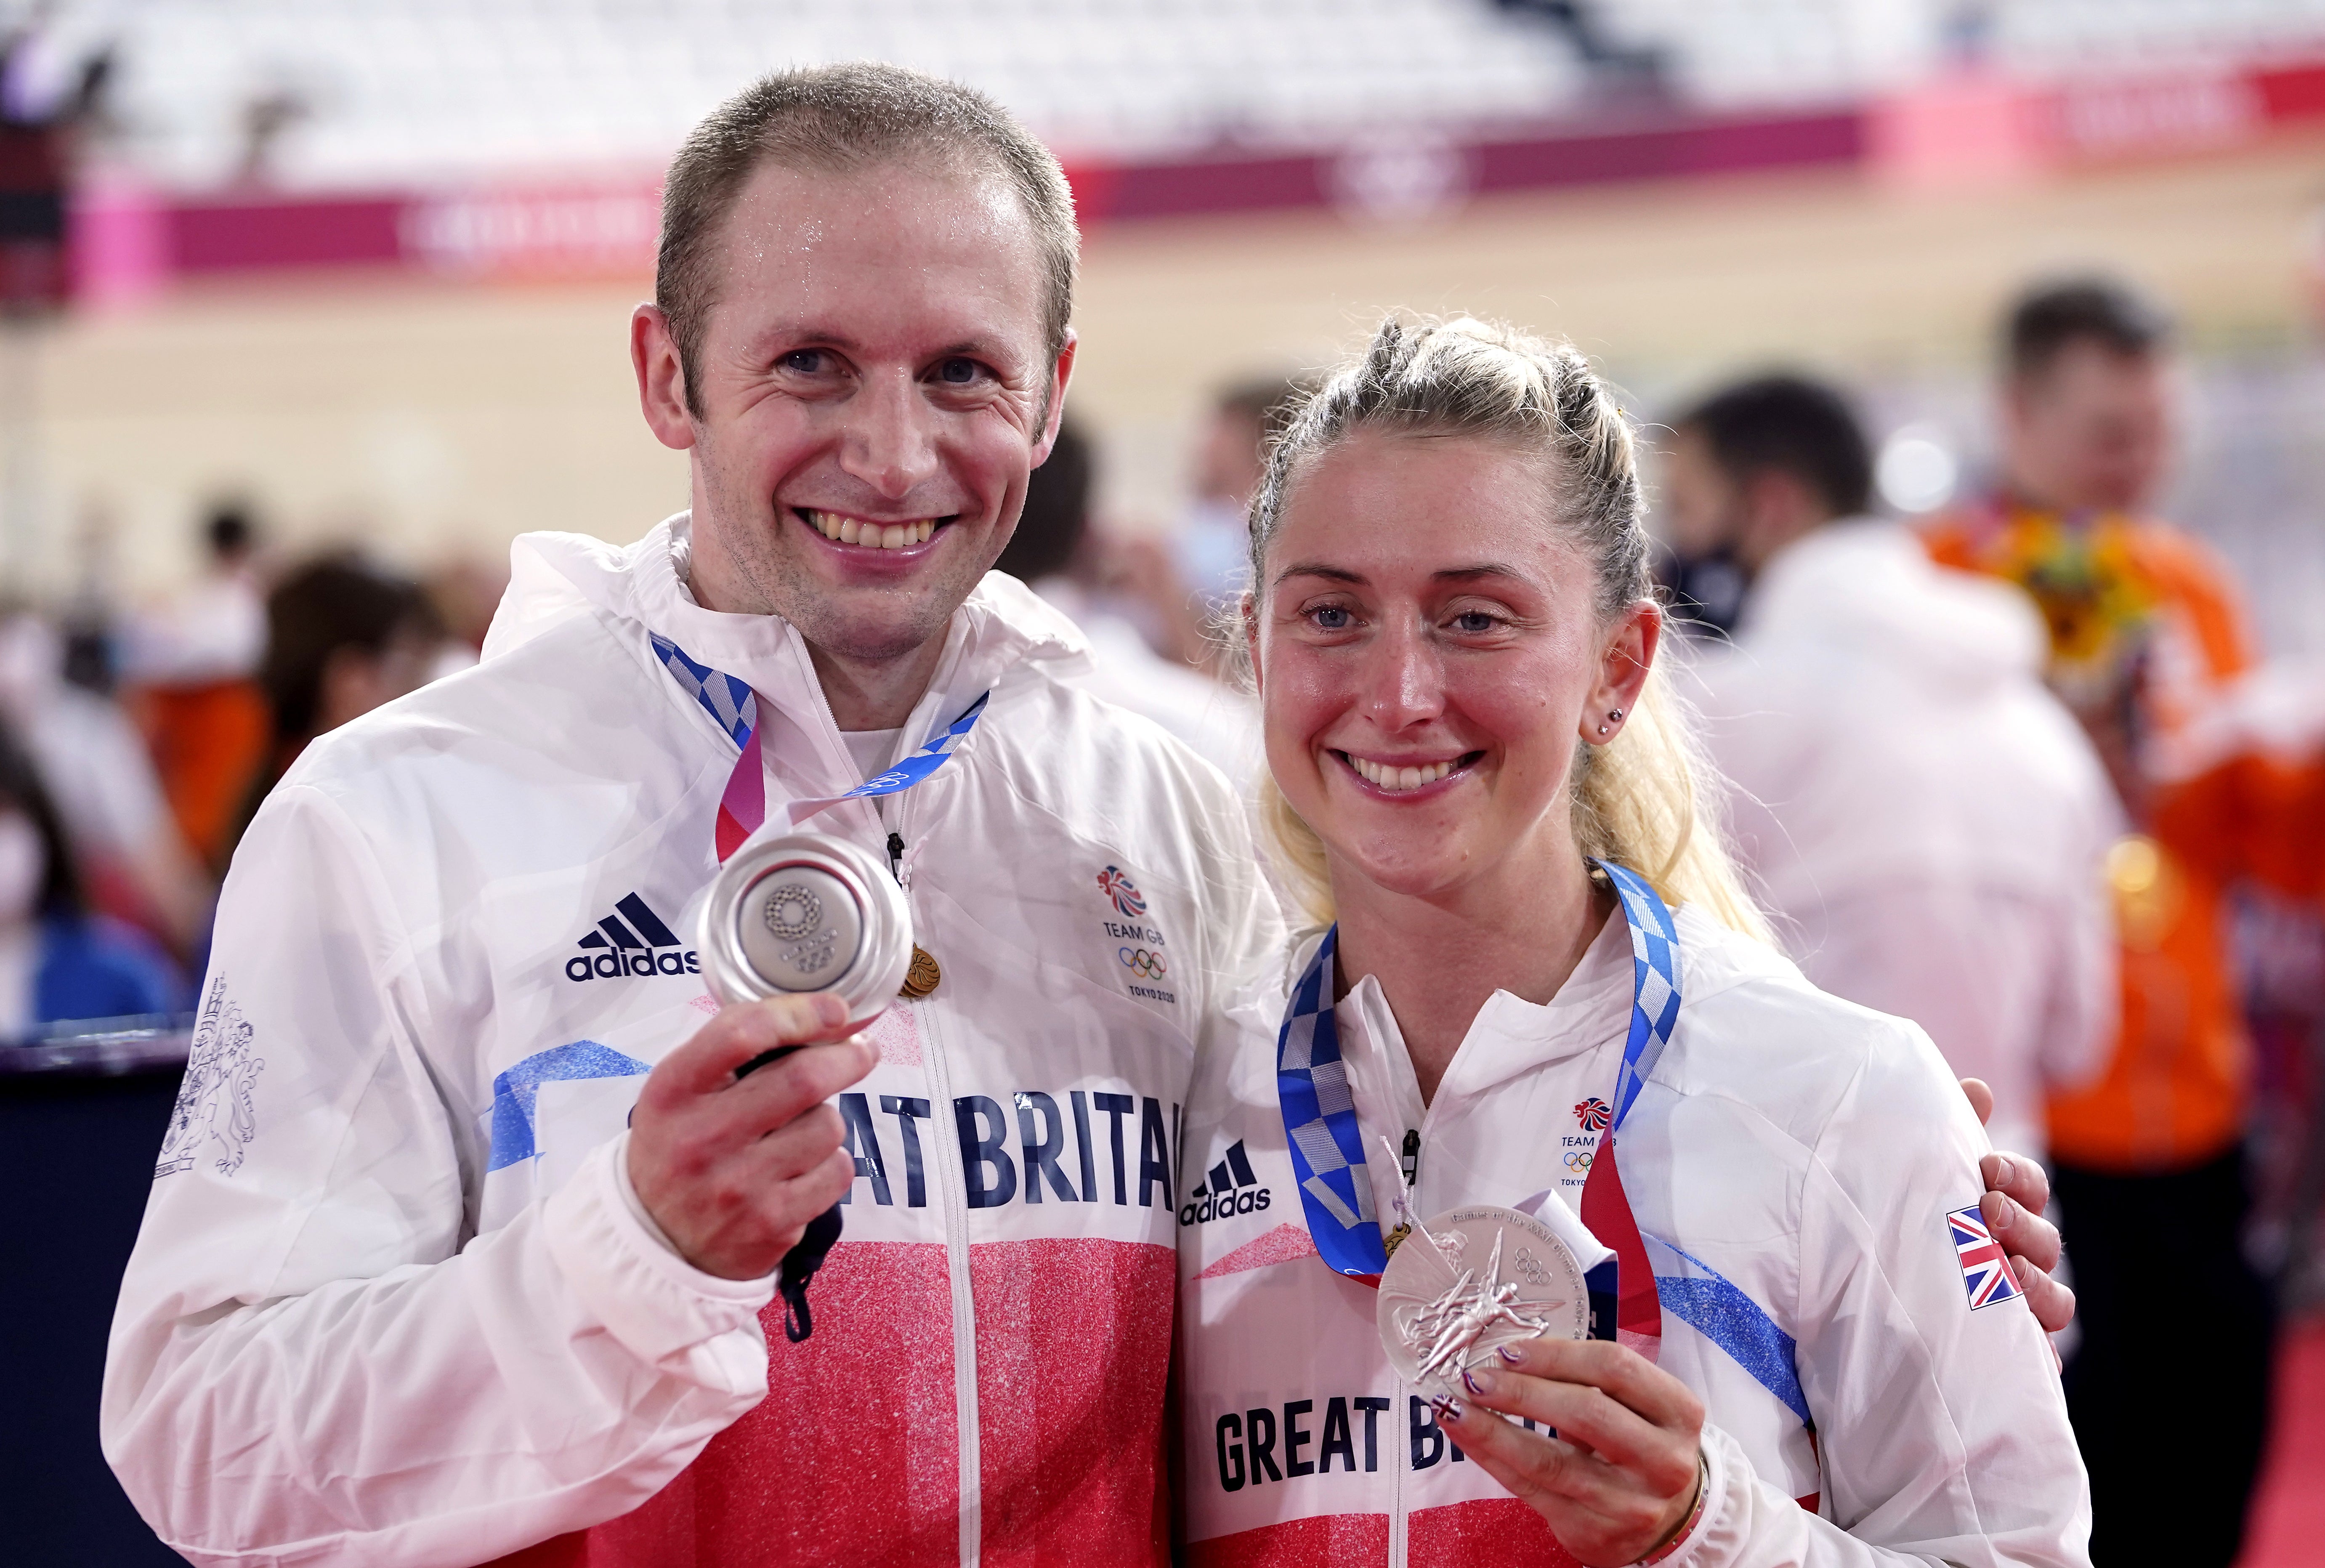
[16,128,2324,595]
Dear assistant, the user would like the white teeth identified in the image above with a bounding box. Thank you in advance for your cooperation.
[1349,755,1457,790]
[806,510,941,550]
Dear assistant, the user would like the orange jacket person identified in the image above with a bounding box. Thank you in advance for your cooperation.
[1924,276,2325,1568]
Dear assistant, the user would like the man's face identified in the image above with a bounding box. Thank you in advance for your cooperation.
[1653,428,1740,561]
[2003,340,2171,514]
[657,158,1069,662]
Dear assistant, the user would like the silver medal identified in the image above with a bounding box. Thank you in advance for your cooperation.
[696,832,913,1025]
[1377,1204,1591,1402]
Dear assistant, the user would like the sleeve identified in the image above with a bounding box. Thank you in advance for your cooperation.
[1671,1023,2093,1568]
[101,782,776,1568]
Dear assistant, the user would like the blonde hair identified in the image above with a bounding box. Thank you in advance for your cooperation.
[1244,314,1769,942]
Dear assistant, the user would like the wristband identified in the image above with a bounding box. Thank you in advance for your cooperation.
[1633,1451,1710,1566]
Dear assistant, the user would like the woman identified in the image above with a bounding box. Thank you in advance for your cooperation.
[1177,318,2089,1567]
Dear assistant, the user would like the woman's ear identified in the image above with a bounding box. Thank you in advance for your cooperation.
[1578,600,1661,746]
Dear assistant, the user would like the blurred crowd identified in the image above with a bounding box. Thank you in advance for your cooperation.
[0,513,489,1039]
[5,266,2325,1563]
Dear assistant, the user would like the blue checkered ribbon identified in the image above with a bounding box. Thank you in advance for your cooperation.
[650,633,755,749]
[782,691,990,826]
[1278,859,1681,1280]
[1601,860,1682,1134]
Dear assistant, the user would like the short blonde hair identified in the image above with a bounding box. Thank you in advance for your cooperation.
[658,62,1078,419]
[1244,314,1767,941]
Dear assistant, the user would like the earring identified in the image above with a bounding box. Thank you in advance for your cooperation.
[1609,707,1624,721]
[1597,723,1610,736]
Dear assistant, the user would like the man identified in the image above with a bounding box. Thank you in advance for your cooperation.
[102,65,2065,1568]
[1121,375,1300,673]
[1665,373,2119,1166]
[1924,277,2325,1568]
[994,417,1259,785]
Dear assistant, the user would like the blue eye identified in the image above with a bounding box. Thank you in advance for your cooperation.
[1311,606,1351,630]
[1453,611,1498,633]
[780,350,826,374]
[937,357,982,385]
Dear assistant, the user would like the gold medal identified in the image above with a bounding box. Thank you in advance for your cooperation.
[899,945,941,999]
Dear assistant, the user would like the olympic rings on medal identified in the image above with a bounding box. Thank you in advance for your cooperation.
[1117,946,1168,981]
[763,883,824,941]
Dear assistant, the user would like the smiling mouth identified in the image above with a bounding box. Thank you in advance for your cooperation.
[800,507,950,550]
[1339,751,1484,792]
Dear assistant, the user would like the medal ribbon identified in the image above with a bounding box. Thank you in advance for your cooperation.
[1274,860,1810,1432]
[650,633,986,1344]
[649,633,989,864]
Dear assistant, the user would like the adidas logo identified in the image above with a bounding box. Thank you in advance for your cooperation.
[563,893,701,983]
[1180,1138,1273,1225]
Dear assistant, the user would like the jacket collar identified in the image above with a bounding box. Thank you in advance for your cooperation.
[484,511,1093,766]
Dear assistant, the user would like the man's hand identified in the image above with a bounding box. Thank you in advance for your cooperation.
[1959,1077,2076,1334]
[627,993,877,1280]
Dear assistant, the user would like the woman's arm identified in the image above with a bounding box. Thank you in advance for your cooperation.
[1441,1021,2090,1568]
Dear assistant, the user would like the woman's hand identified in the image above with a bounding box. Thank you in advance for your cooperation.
[1436,1339,1706,1568]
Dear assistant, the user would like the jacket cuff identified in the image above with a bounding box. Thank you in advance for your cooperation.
[1642,1426,1733,1568]
[544,1133,776,1372]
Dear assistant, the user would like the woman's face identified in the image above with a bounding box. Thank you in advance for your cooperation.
[1252,428,1655,907]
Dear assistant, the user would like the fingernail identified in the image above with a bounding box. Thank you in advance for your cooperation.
[1435,1396,1465,1422]
[1463,1368,1492,1395]
[1497,1344,1524,1363]
[813,993,849,1026]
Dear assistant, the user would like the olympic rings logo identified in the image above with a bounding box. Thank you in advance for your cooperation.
[1564,1150,1594,1174]
[1118,946,1168,980]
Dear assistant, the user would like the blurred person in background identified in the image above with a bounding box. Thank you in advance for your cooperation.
[1666,373,2118,1171]
[0,607,209,952]
[1925,275,2325,1568]
[1119,374,1301,673]
[0,714,181,1034]
[226,553,444,860]
[996,415,1258,785]
[122,502,271,873]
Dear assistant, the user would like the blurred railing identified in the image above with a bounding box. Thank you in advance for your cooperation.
[0,1013,194,1078]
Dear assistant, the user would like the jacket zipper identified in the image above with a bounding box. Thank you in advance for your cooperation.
[888,764,984,1568]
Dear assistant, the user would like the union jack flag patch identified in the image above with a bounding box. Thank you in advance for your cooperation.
[1947,1204,2023,1310]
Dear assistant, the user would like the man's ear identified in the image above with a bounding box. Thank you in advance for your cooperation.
[1029,329,1079,466]
[633,304,696,452]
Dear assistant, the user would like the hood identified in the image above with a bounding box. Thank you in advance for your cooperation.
[483,511,1092,696]
[1736,518,2045,694]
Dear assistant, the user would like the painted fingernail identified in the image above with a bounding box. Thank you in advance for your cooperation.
[1435,1396,1466,1422]
[1462,1368,1493,1395]
[1497,1344,1524,1363]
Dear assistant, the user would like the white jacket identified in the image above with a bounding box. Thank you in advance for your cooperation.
[102,516,1282,1568]
[1177,904,2092,1567]
[1687,520,2119,1161]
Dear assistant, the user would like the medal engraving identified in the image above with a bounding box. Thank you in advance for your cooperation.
[1378,1204,1589,1401]
[899,945,941,999]
[763,884,823,941]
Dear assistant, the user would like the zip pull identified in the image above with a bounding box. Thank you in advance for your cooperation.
[886,830,906,886]
[1401,1128,1420,1193]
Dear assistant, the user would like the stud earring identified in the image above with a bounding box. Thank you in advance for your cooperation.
[1597,723,1610,736]
[1609,707,1624,721]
